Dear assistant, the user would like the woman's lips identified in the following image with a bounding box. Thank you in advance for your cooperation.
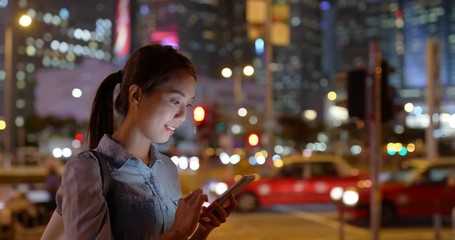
[165,125,176,135]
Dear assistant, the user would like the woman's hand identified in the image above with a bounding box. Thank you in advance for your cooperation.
[192,194,238,239]
[165,189,207,240]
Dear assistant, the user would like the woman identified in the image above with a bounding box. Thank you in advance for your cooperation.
[55,44,237,239]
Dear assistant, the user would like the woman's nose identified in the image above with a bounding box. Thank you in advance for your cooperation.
[175,106,187,122]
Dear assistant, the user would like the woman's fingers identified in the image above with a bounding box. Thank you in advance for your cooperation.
[186,188,202,199]
[172,189,210,237]
[185,189,208,206]
[185,189,202,203]
[224,195,238,214]
[206,202,227,220]
[201,193,208,202]
[199,205,224,227]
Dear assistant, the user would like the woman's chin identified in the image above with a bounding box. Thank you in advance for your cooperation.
[155,136,171,144]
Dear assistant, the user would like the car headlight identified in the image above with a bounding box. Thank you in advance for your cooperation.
[214,182,228,195]
[342,189,359,206]
[208,182,229,196]
[330,187,344,201]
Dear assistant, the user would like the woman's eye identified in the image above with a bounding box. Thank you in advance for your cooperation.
[186,103,193,108]
[171,100,180,105]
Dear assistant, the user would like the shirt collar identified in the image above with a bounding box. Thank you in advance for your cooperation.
[95,134,162,169]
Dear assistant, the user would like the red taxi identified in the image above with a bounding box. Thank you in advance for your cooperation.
[206,153,366,212]
[339,157,455,223]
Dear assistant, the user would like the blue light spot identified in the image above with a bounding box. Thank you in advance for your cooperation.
[215,122,226,132]
[0,0,7,8]
[140,5,150,15]
[387,149,396,156]
[398,147,407,156]
[255,38,264,55]
[59,8,70,20]
[319,1,331,11]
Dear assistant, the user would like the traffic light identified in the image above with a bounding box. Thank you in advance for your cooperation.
[73,132,84,148]
[193,105,206,126]
[74,133,84,142]
[247,133,259,147]
[347,69,367,120]
[346,62,395,122]
[380,61,395,122]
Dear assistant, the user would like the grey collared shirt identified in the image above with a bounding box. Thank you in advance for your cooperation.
[55,134,182,239]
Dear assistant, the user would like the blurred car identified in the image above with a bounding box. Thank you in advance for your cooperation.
[0,157,64,184]
[0,185,50,239]
[206,153,367,212]
[0,158,63,238]
[340,157,455,224]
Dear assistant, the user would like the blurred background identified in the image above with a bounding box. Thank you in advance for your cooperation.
[1,0,455,239]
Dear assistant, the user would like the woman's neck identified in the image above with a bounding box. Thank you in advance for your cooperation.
[112,123,151,166]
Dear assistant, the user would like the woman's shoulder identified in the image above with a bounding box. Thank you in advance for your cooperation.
[157,153,173,165]
[63,150,100,173]
[157,153,179,172]
[158,152,171,161]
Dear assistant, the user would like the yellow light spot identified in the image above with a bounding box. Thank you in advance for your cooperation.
[243,65,254,76]
[248,133,259,146]
[193,106,205,122]
[386,142,395,151]
[407,143,416,152]
[0,120,6,130]
[19,14,32,27]
[205,148,215,156]
[327,91,337,101]
[404,102,414,112]
[273,159,284,168]
[221,68,232,78]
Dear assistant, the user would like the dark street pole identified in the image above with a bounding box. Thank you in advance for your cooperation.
[3,24,14,164]
[368,40,382,240]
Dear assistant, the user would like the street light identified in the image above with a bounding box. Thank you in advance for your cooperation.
[330,187,346,240]
[243,65,254,77]
[221,65,254,112]
[221,65,254,178]
[3,13,32,163]
[247,0,288,161]
[221,65,255,136]
[18,14,32,27]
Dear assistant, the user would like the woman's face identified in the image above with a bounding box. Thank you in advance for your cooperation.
[136,70,196,143]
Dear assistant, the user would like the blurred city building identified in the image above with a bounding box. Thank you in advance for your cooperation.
[35,59,115,122]
[340,1,449,95]
[132,0,262,114]
[132,0,322,117]
[0,0,115,153]
[2,0,455,156]
[327,0,455,135]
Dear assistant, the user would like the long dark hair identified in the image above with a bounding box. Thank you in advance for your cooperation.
[88,44,196,149]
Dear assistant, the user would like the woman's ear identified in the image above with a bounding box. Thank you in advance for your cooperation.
[128,84,142,106]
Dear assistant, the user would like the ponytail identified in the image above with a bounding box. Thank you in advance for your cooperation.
[88,71,122,149]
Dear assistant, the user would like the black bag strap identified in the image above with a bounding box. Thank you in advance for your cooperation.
[88,150,116,228]
[89,150,111,199]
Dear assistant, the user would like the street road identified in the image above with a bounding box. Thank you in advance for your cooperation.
[209,204,454,240]
[5,203,454,239]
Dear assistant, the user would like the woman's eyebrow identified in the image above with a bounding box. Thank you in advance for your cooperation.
[169,89,195,100]
[169,89,185,97]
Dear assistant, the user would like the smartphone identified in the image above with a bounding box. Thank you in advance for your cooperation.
[200,175,255,222]
[212,174,256,206]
